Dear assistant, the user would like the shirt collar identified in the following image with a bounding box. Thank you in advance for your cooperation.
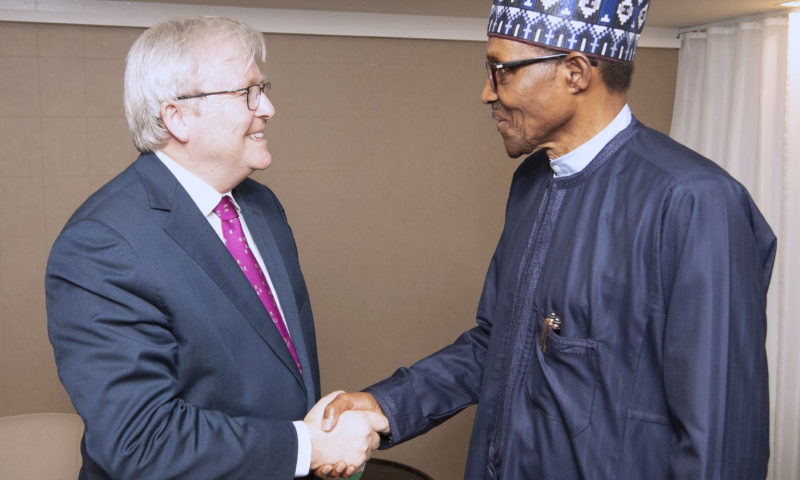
[155,151,238,217]
[550,104,632,178]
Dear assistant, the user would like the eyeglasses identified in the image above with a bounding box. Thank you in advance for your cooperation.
[176,81,271,111]
[485,54,567,91]
[486,53,599,91]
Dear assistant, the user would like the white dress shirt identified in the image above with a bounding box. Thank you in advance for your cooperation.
[155,151,311,477]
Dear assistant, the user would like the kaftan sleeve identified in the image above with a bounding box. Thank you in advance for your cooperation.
[659,176,775,479]
[363,254,498,446]
[362,155,545,448]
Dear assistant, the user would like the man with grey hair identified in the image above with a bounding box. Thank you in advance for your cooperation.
[46,16,385,479]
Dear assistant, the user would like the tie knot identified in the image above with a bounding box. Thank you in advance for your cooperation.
[214,195,239,221]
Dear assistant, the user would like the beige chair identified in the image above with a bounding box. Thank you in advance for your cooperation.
[0,413,83,480]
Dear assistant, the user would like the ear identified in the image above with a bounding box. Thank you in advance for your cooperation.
[561,53,596,95]
[160,100,190,143]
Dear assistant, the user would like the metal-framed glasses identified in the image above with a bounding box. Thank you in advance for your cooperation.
[485,54,567,91]
[176,81,271,111]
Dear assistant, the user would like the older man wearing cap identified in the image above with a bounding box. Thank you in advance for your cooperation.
[321,1,775,479]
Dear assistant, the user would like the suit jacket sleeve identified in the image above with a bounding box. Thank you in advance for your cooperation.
[659,177,775,479]
[46,217,299,479]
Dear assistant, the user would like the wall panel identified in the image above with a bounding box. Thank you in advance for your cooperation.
[0,20,677,479]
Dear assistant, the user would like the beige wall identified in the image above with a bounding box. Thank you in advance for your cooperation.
[0,20,677,479]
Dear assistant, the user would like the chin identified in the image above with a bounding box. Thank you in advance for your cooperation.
[505,148,524,159]
[500,134,532,159]
[248,152,273,171]
[503,142,527,159]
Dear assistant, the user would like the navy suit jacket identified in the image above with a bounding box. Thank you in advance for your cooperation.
[46,153,320,479]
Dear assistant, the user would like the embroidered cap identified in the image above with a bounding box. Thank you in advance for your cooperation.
[487,0,650,63]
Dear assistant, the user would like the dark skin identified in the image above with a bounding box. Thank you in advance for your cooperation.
[316,37,629,478]
[480,38,627,159]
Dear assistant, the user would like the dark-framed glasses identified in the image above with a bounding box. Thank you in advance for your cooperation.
[485,53,567,91]
[486,53,600,91]
[176,81,271,111]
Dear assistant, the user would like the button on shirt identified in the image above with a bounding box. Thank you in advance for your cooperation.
[155,151,312,477]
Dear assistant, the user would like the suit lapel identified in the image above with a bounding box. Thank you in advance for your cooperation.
[134,154,305,389]
[234,191,315,399]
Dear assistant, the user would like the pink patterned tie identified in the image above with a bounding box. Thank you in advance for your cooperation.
[214,196,302,374]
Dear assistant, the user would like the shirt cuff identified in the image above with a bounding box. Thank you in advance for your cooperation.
[293,421,311,477]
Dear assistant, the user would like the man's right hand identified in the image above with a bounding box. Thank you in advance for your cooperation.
[304,391,388,478]
[321,392,386,433]
[312,392,389,478]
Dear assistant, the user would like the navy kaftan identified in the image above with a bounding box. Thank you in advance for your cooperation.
[366,119,775,479]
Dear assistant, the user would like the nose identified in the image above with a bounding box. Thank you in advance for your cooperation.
[481,78,498,104]
[255,91,275,119]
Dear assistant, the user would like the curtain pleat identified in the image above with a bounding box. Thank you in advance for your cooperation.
[773,12,800,480]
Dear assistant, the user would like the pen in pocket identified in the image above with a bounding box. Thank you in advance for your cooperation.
[539,312,561,352]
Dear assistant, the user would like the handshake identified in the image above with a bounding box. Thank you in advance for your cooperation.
[303,391,388,478]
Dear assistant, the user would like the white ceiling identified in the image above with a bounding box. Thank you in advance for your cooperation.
[140,0,795,29]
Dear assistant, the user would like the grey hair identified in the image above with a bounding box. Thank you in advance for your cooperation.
[124,16,266,153]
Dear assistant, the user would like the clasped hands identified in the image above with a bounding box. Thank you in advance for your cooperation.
[303,391,388,478]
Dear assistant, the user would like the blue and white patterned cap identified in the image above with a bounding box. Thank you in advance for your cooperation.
[487,0,650,63]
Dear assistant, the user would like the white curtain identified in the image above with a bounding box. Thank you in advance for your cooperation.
[671,12,800,480]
